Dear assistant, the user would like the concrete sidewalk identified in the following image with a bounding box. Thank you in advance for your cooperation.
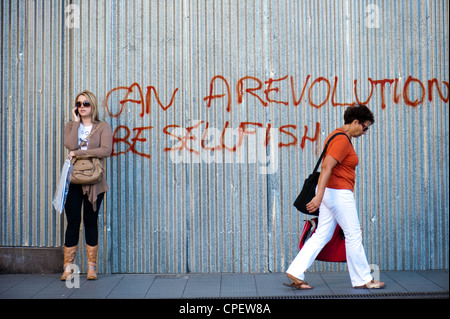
[0,270,448,299]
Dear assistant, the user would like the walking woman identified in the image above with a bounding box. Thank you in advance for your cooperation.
[61,90,112,281]
[286,104,385,289]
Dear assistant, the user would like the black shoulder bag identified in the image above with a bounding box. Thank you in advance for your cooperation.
[293,132,350,215]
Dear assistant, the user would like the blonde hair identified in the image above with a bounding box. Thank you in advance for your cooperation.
[75,90,100,122]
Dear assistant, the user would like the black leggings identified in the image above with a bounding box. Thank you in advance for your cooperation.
[64,184,104,247]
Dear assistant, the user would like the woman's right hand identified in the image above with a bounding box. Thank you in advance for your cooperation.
[72,107,80,122]
[67,151,76,159]
[306,195,322,214]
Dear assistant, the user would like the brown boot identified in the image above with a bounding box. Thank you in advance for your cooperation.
[61,245,78,281]
[85,244,99,280]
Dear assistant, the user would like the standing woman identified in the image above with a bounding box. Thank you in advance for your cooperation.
[61,90,112,281]
[286,104,385,289]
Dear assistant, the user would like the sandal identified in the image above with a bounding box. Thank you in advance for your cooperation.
[283,273,313,290]
[354,279,386,289]
[283,281,313,290]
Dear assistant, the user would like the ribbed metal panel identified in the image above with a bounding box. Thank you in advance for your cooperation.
[1,0,448,274]
[1,0,66,247]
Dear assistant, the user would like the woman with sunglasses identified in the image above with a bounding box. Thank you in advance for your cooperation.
[286,104,385,289]
[61,90,112,281]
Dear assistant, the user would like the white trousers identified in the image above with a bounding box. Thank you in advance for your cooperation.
[287,187,373,287]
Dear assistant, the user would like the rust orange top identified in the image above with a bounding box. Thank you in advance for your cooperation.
[324,128,358,191]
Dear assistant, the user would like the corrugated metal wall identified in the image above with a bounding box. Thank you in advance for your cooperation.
[1,0,448,274]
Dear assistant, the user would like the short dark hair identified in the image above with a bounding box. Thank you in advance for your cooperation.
[343,104,374,125]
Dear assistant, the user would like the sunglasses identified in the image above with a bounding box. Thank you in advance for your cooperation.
[359,122,369,132]
[76,101,91,107]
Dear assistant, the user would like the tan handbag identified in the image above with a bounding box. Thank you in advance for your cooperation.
[70,125,104,185]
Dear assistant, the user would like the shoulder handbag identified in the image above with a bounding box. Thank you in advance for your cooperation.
[293,132,350,215]
[70,125,104,185]
[298,217,346,262]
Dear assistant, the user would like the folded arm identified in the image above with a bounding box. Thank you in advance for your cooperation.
[64,122,113,159]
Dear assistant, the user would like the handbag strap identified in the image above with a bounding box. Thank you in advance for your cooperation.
[77,124,101,149]
[312,132,351,173]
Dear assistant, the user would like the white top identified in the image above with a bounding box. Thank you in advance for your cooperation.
[78,123,92,150]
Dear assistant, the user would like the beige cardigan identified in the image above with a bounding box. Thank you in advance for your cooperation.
[64,121,113,211]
